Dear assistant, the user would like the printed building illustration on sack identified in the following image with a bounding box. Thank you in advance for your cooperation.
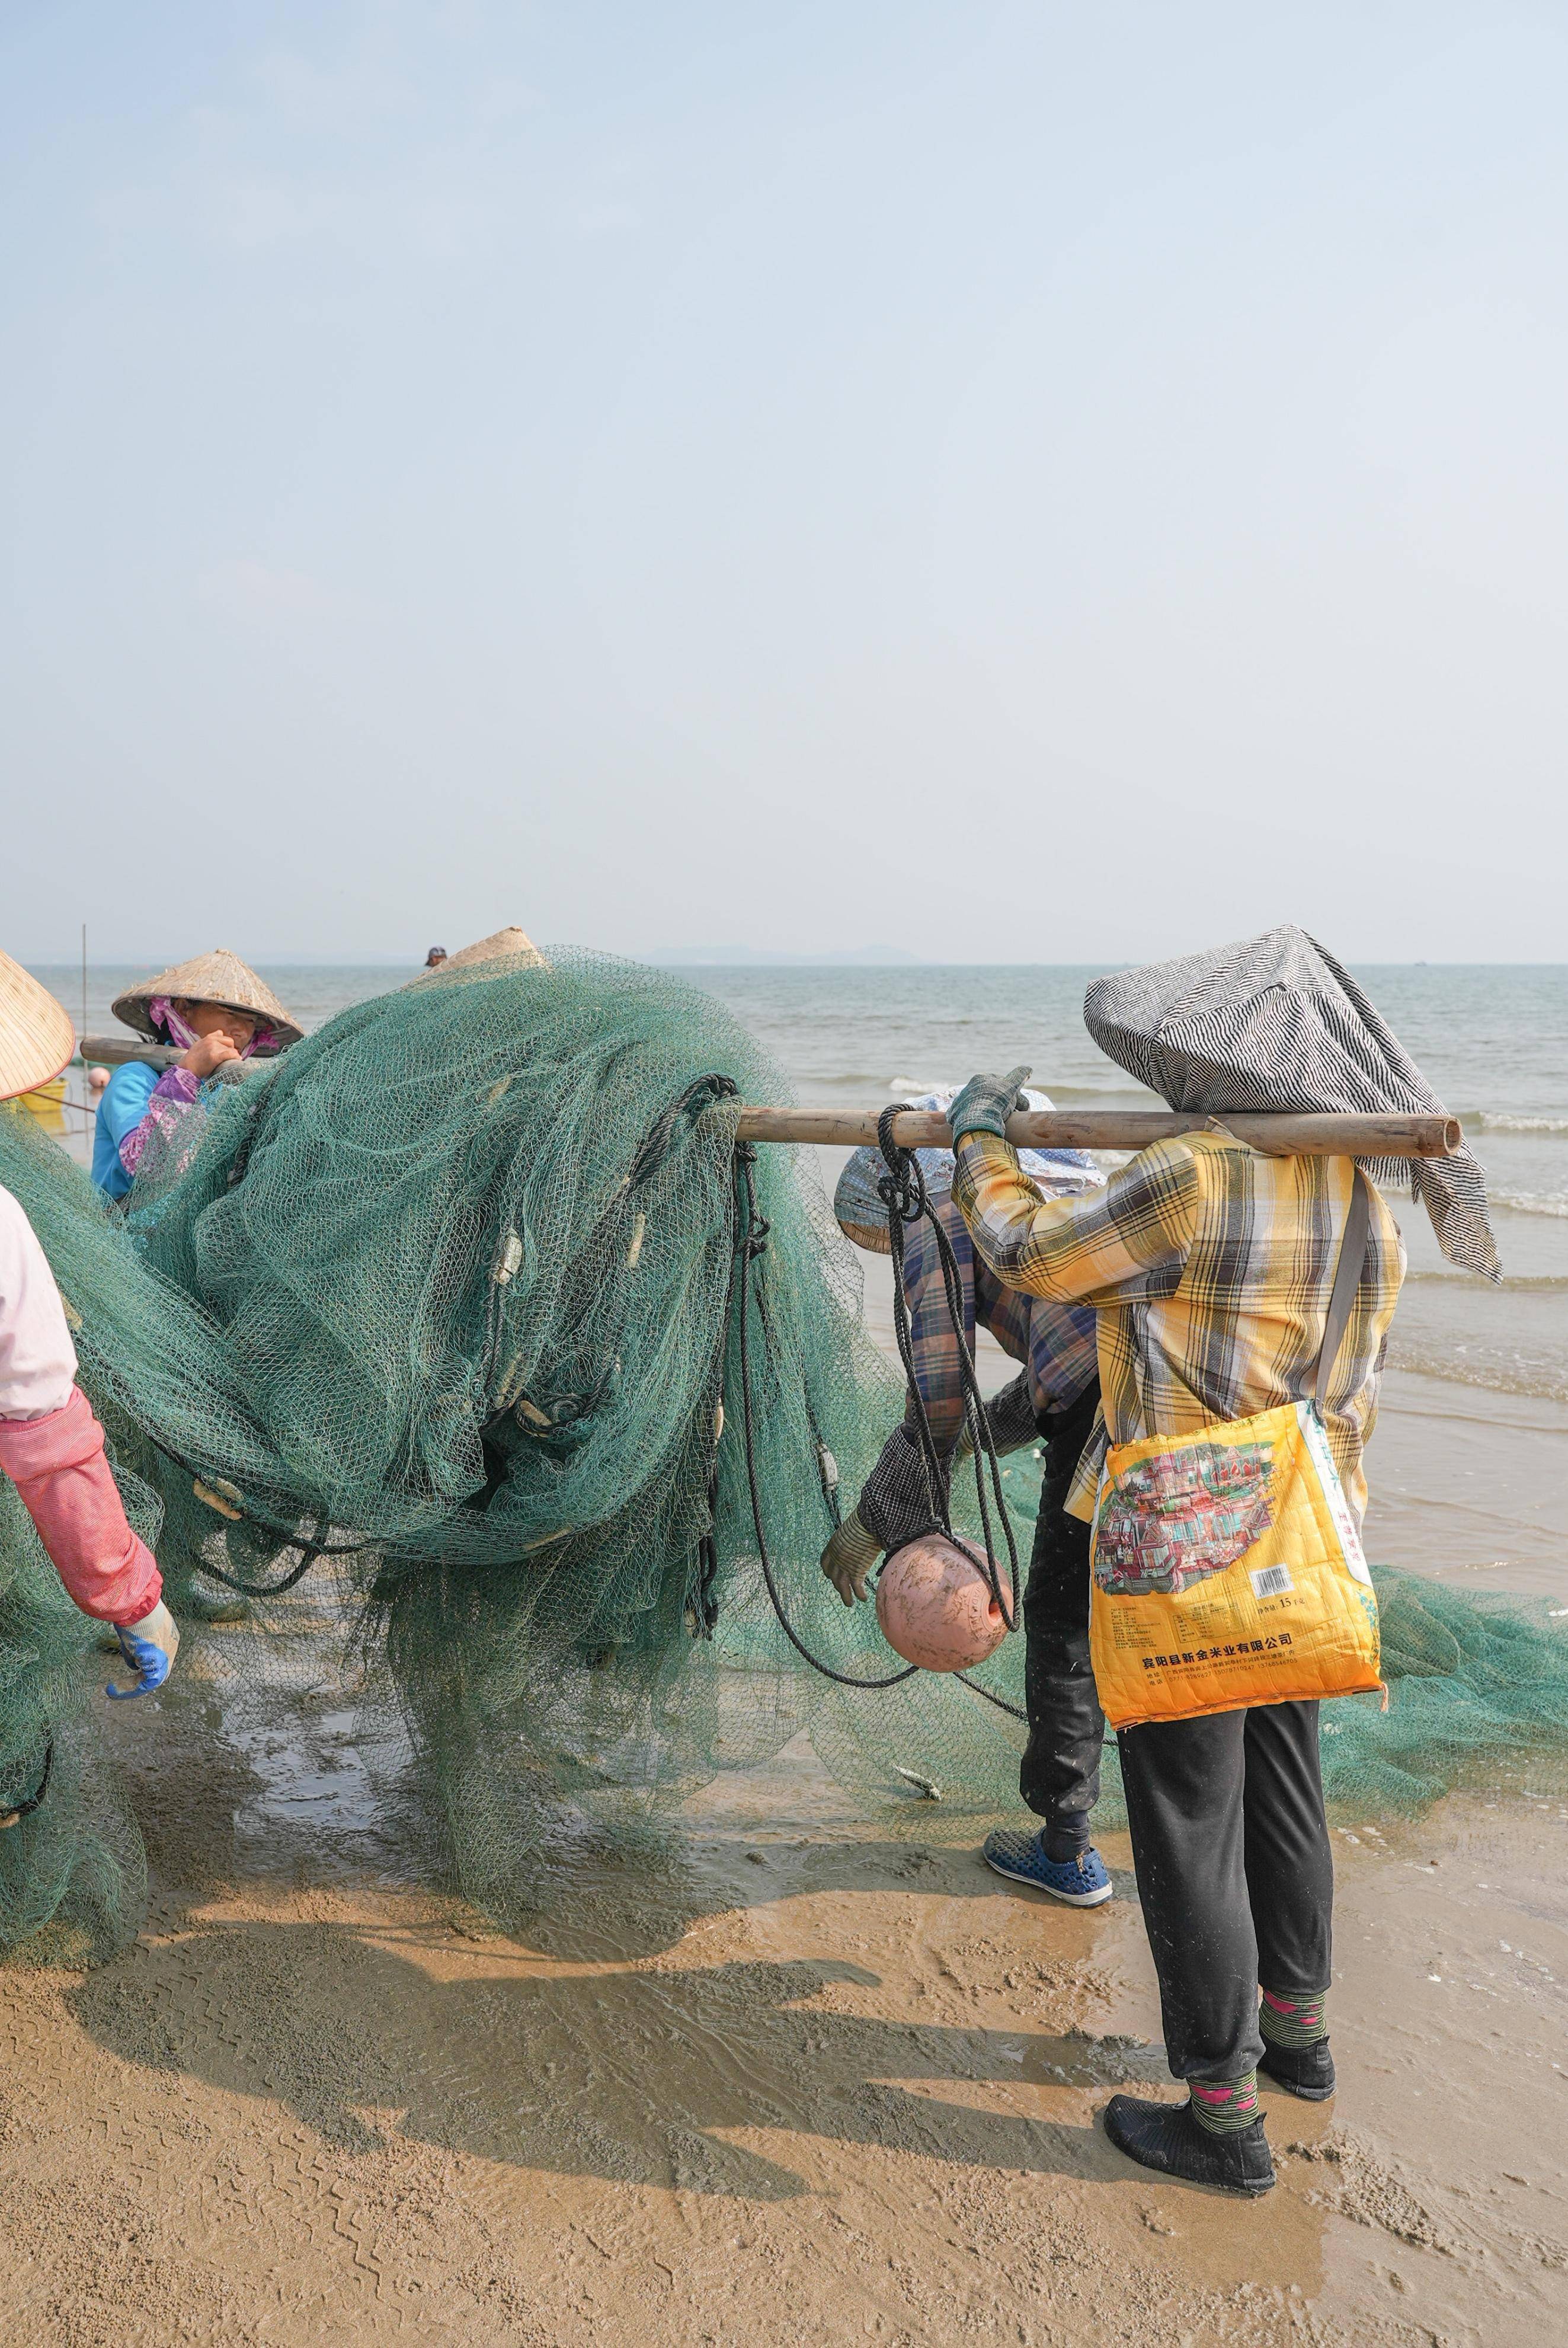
[1095,1440,1277,1596]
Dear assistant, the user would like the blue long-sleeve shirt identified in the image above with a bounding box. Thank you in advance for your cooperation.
[91,1062,160,1200]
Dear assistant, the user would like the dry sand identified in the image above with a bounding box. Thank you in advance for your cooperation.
[4,1642,1566,2348]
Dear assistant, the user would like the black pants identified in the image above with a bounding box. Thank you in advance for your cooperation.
[1117,1699,1333,2082]
[1019,1381,1104,1838]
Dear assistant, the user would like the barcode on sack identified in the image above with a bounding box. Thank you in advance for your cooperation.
[1249,1563,1294,1600]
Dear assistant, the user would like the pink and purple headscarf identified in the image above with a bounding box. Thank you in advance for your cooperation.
[147,995,278,1058]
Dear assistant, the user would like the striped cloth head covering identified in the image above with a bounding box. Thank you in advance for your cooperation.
[1083,925,1499,1280]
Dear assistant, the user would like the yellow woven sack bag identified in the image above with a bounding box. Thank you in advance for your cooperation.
[1089,1171,1382,1730]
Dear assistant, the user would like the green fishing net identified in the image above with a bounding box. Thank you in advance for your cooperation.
[1,945,1566,1957]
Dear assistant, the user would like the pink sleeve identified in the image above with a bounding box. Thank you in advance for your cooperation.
[0,1387,161,1624]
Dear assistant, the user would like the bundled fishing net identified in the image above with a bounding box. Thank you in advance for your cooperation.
[1,944,1566,1956]
[0,951,1000,1946]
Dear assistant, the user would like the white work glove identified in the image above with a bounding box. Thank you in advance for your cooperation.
[820,1510,883,1607]
[107,1599,180,1700]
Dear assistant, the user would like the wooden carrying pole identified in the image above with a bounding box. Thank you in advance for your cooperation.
[733,1108,1461,1158]
[80,1036,182,1071]
[80,1036,271,1074]
[72,1046,1460,1157]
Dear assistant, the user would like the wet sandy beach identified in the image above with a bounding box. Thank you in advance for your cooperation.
[9,969,1564,2343]
[5,1634,1567,2347]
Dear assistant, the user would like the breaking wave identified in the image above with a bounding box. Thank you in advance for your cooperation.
[1476,1113,1568,1136]
[1491,1190,1568,1221]
[1387,1338,1568,1406]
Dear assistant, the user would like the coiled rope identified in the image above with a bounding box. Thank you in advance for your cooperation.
[729,1101,1028,1718]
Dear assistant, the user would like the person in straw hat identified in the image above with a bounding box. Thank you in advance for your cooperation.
[92,948,302,1201]
[414,925,549,979]
[0,949,178,1697]
[943,927,1493,2199]
[822,1090,1121,1908]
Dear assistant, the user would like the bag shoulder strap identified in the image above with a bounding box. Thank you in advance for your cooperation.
[1303,1167,1371,1407]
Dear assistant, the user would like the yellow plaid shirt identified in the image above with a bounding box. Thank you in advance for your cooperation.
[952,1130,1406,1522]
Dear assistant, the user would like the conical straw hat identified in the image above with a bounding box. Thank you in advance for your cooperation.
[408,927,551,988]
[111,950,303,1051]
[0,949,76,1103]
[440,926,549,973]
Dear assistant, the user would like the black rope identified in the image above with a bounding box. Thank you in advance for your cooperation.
[629,1071,739,1190]
[191,1541,335,1598]
[194,1495,369,1560]
[875,1107,1022,1633]
[149,1439,373,1557]
[732,1142,919,1690]
[0,1740,53,1826]
[872,1107,1028,1720]
[689,1076,743,1636]
[952,1672,1028,1722]
[143,1436,377,1596]
[724,1103,1030,1707]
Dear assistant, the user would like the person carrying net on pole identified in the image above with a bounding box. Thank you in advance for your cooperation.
[823,1092,1117,1906]
[943,927,1497,2198]
[0,949,177,1698]
[91,950,302,1201]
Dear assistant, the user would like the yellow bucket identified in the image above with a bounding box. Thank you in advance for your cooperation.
[15,1076,68,1133]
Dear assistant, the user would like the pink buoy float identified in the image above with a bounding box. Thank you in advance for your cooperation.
[875,1531,1009,1672]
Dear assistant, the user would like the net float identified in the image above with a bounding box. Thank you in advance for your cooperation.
[875,1531,1009,1673]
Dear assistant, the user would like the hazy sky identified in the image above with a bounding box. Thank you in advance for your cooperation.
[4,2,1564,964]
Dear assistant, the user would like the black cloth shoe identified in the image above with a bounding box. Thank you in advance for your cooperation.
[1103,2094,1275,2196]
[1259,2037,1335,2100]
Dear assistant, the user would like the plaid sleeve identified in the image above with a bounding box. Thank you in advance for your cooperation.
[951,1133,1201,1304]
[896,1193,975,1459]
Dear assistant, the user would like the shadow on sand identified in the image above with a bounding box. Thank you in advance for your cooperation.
[69,1916,1158,2198]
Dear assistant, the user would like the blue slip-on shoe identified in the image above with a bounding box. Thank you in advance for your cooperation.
[983,1828,1113,1907]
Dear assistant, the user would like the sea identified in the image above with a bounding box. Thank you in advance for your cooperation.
[33,958,1568,1602]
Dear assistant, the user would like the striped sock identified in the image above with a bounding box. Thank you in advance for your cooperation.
[1259,1988,1328,2049]
[1188,2073,1260,2136]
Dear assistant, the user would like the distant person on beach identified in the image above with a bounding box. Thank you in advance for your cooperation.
[0,948,178,1698]
[945,928,1496,2197]
[417,928,548,978]
[824,1092,1117,1907]
[92,950,302,1201]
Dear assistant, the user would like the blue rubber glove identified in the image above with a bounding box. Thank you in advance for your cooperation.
[107,1599,180,1700]
[946,1065,1032,1143]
